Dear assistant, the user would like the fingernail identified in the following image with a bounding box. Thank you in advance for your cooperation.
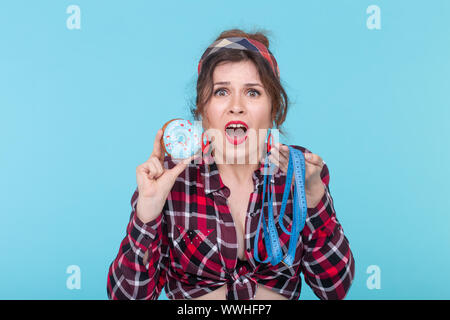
[305,153,311,159]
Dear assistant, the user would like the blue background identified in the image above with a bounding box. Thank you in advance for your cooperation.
[1,0,449,299]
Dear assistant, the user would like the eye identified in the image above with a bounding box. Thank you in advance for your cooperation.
[247,89,261,97]
[214,88,228,96]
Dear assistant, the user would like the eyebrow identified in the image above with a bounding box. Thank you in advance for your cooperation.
[213,81,263,87]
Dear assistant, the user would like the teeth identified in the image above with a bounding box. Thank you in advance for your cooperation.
[226,123,247,138]
[226,124,246,129]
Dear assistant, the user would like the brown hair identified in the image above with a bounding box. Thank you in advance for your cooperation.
[191,28,289,135]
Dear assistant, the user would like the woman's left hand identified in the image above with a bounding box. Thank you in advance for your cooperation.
[266,143,326,208]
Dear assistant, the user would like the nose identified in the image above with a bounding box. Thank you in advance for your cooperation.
[228,107,244,115]
[227,95,246,115]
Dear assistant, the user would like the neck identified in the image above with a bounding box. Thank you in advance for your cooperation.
[216,162,261,185]
[214,148,264,185]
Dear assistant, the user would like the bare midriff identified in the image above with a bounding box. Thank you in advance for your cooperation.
[191,282,288,300]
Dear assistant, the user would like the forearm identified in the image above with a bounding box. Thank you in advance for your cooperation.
[107,212,165,300]
[301,184,355,299]
[107,189,167,300]
[302,221,355,300]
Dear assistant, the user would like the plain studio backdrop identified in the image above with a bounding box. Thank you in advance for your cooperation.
[0,0,449,299]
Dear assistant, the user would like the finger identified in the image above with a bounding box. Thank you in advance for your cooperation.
[160,153,198,183]
[304,152,323,166]
[146,160,158,179]
[150,156,164,179]
[164,159,189,183]
[269,153,288,173]
[150,128,164,161]
[271,143,289,165]
[181,153,203,167]
[279,144,290,159]
[273,143,289,160]
[136,163,150,188]
[137,162,154,181]
[136,163,149,175]
[271,144,289,169]
[268,152,279,165]
[268,154,282,172]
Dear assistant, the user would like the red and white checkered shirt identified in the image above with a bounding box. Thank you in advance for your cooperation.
[107,145,355,300]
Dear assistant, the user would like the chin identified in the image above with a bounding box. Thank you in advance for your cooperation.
[218,142,260,165]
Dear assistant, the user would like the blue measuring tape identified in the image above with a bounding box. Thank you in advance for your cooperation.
[253,130,308,267]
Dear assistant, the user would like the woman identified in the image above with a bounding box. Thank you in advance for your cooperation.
[107,29,355,300]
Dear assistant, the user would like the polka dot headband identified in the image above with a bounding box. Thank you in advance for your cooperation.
[197,36,280,78]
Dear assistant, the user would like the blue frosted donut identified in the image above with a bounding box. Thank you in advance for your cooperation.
[162,119,202,159]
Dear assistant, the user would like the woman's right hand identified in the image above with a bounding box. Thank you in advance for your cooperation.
[135,128,198,224]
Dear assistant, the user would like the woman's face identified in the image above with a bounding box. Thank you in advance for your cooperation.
[202,59,273,164]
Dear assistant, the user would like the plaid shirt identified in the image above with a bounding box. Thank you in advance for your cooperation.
[107,145,355,300]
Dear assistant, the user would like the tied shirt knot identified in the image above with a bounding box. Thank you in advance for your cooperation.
[226,259,258,300]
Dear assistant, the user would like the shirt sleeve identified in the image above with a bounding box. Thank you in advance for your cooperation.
[299,156,355,300]
[106,187,168,300]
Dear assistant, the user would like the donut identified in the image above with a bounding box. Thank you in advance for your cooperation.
[161,119,203,159]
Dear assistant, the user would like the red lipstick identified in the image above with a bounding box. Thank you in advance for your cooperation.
[224,121,249,145]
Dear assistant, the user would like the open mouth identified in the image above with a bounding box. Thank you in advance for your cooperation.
[225,121,248,145]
